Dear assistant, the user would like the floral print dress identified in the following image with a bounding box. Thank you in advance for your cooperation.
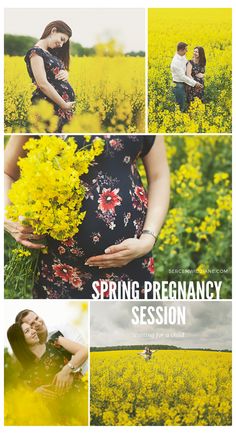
[23,331,78,390]
[33,135,156,299]
[22,331,84,420]
[186,60,205,104]
[25,46,75,131]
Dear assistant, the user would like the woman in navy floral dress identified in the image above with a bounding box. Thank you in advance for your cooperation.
[186,46,206,105]
[25,21,75,132]
[5,135,170,299]
[32,135,170,299]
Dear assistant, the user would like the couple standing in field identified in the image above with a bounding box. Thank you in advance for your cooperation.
[171,41,206,112]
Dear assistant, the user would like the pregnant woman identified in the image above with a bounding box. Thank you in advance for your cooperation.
[25,21,76,132]
[4,135,170,299]
[186,46,206,105]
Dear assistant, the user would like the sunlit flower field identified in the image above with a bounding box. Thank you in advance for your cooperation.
[4,55,145,133]
[148,8,232,132]
[148,135,232,297]
[91,349,232,426]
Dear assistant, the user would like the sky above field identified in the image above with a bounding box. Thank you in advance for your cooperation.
[4,8,145,52]
[4,300,88,352]
[90,301,232,350]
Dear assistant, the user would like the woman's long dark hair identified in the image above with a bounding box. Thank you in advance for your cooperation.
[7,323,36,369]
[40,20,72,70]
[195,46,206,67]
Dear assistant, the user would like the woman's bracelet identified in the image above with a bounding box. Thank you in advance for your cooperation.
[141,229,157,244]
[67,362,82,373]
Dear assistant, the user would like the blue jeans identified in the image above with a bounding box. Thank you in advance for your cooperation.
[173,82,186,112]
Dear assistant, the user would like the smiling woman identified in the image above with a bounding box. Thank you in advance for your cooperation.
[6,319,88,425]
[24,20,76,132]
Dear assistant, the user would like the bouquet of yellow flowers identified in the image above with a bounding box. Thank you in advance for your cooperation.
[5,135,105,297]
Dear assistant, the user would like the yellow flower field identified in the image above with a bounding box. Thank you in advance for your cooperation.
[148,9,232,132]
[90,349,232,426]
[4,55,145,133]
[5,378,88,426]
[139,135,232,297]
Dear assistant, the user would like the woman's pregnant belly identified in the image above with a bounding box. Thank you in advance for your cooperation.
[47,187,147,261]
[53,80,75,101]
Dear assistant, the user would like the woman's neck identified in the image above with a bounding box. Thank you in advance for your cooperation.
[35,39,49,52]
[30,342,46,359]
[193,56,199,64]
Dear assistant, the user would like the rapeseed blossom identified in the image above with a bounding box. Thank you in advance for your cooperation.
[5,135,105,297]
[148,9,232,133]
[137,136,232,297]
[91,349,232,426]
[4,56,145,133]
[6,135,105,240]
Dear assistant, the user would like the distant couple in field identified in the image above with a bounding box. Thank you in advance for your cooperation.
[171,42,206,112]
[138,347,156,362]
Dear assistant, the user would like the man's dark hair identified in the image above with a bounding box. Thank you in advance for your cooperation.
[15,309,34,325]
[177,42,188,51]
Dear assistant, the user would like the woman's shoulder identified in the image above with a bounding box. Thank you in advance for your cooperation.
[24,46,46,62]
[140,135,156,159]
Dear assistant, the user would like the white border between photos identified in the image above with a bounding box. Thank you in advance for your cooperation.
[0,0,235,433]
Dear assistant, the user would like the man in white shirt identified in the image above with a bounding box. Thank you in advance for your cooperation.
[170,42,203,111]
[15,309,88,396]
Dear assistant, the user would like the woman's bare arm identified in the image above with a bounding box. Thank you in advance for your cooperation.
[140,135,170,241]
[30,55,75,110]
[86,136,170,268]
[4,136,45,249]
[57,336,88,368]
[52,336,88,389]
[186,62,193,78]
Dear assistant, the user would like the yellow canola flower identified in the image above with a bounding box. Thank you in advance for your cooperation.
[90,349,232,426]
[148,9,232,133]
[159,208,184,247]
[6,135,105,240]
[4,55,145,133]
[216,194,231,213]
[12,248,32,258]
[214,172,229,185]
[5,381,88,426]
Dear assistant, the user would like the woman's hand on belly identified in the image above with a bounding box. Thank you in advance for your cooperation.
[85,237,155,268]
[55,69,69,82]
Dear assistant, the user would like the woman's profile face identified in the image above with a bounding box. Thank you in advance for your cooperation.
[21,322,39,346]
[194,48,199,58]
[48,28,69,49]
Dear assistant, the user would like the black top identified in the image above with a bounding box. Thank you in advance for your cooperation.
[33,135,157,299]
[24,46,75,123]
[23,331,82,389]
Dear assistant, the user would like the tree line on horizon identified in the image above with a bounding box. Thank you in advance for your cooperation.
[4,34,145,57]
[90,344,231,353]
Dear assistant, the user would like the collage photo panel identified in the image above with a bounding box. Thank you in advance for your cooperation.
[2,4,233,429]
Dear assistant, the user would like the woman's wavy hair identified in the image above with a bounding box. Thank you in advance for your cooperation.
[40,20,72,70]
[7,323,36,369]
[195,46,206,67]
